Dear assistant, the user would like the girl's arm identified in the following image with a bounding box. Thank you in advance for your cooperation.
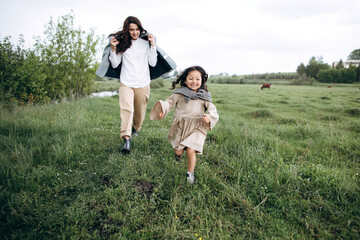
[158,110,165,119]
[203,101,219,130]
[109,37,122,68]
[150,94,178,120]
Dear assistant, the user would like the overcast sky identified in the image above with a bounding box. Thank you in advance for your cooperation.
[1,0,360,75]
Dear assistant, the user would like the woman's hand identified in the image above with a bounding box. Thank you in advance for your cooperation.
[202,114,210,125]
[148,34,155,47]
[110,37,119,52]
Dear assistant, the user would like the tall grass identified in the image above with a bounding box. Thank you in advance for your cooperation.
[1,83,359,239]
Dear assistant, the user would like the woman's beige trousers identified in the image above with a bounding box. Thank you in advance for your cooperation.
[119,83,150,138]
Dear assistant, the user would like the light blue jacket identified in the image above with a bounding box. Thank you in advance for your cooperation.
[95,32,177,79]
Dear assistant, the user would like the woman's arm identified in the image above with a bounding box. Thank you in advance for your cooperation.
[148,34,158,67]
[109,37,122,68]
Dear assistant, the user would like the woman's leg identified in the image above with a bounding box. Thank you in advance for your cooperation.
[133,85,150,132]
[119,83,134,139]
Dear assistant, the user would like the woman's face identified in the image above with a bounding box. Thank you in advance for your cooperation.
[129,23,140,40]
[185,70,202,92]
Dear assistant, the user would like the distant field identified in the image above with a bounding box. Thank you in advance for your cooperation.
[94,78,360,92]
[1,83,359,239]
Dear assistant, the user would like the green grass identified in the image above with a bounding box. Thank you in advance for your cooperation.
[94,78,120,92]
[1,83,359,239]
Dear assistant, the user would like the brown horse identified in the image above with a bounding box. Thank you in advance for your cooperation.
[261,83,271,90]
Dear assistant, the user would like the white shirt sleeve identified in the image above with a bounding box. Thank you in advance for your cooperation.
[109,50,122,68]
[148,45,158,67]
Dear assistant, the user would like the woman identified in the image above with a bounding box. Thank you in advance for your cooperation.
[108,16,157,153]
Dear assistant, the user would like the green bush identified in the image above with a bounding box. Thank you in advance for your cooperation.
[340,67,357,83]
[0,12,102,104]
[297,56,330,80]
[290,74,315,85]
[0,37,49,104]
[317,67,357,83]
[150,78,165,89]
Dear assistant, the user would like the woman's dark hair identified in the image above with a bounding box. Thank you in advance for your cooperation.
[109,16,147,54]
[171,66,208,92]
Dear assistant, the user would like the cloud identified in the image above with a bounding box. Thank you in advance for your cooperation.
[1,0,360,74]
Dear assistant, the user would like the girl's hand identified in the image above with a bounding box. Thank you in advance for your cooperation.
[202,114,210,125]
[110,37,119,52]
[158,111,164,119]
[148,34,155,47]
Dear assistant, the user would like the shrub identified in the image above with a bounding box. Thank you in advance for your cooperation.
[0,37,49,104]
[150,78,164,89]
[290,74,315,85]
[317,67,357,83]
[0,12,102,104]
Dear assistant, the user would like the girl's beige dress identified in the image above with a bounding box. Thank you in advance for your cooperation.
[150,93,219,153]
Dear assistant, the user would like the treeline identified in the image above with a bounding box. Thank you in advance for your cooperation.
[210,51,360,85]
[317,67,359,83]
[209,72,298,84]
[297,55,360,83]
[242,72,298,80]
[0,12,102,104]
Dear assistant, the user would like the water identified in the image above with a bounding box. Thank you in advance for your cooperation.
[90,91,118,98]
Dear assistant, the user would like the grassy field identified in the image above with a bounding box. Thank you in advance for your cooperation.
[1,82,359,239]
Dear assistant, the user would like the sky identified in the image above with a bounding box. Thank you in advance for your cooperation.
[1,0,360,75]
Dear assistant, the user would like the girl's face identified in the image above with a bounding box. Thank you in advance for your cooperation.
[129,23,140,40]
[185,70,202,92]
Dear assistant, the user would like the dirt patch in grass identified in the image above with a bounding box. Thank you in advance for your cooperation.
[277,117,298,125]
[101,175,112,187]
[345,108,360,117]
[247,110,273,118]
[319,115,340,121]
[133,180,156,198]
[347,123,360,133]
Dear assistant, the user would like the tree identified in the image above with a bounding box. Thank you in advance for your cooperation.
[347,48,360,60]
[0,36,48,103]
[317,68,341,83]
[34,11,101,100]
[340,67,357,83]
[306,56,329,79]
[316,67,357,83]
[335,59,344,69]
[1,12,102,104]
[296,63,306,76]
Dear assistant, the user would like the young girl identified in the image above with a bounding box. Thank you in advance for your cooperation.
[150,66,219,184]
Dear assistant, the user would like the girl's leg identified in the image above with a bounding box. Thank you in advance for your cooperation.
[186,148,196,184]
[186,148,196,172]
[174,149,184,161]
[175,149,184,156]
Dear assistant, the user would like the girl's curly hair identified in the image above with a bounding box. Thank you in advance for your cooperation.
[171,66,208,92]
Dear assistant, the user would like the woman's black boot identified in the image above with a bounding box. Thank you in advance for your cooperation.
[121,138,131,154]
